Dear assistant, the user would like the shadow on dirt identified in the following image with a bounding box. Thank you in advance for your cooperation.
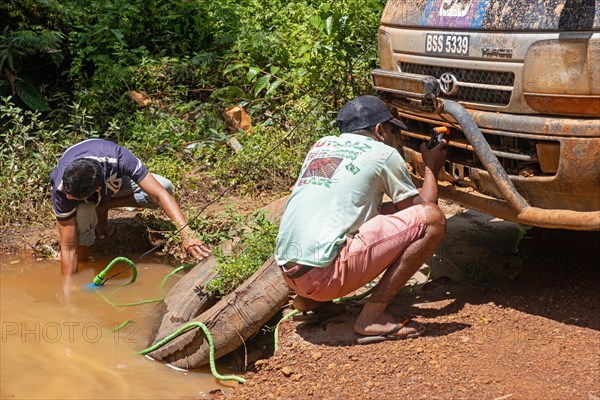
[90,214,163,257]
[291,209,600,347]
[416,224,600,331]
[292,301,472,346]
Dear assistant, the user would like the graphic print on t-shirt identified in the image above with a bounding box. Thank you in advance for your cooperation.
[296,157,343,189]
[106,173,123,194]
[301,157,342,179]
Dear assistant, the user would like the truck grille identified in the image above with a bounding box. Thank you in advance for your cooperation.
[400,62,514,106]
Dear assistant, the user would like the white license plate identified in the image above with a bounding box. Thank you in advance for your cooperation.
[425,34,470,55]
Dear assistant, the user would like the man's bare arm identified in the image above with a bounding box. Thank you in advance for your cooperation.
[395,140,447,210]
[137,174,210,260]
[57,218,79,276]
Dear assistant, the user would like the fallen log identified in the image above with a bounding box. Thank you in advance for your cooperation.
[149,255,289,368]
[148,196,290,368]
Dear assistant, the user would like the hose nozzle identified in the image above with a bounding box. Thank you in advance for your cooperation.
[426,126,450,149]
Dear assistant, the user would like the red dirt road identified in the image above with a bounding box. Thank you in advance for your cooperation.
[224,207,600,400]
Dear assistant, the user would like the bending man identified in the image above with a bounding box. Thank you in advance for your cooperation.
[275,96,447,342]
[50,139,210,276]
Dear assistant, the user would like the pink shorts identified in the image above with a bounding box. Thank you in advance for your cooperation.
[282,204,427,301]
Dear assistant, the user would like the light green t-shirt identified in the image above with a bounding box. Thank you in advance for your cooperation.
[275,133,419,267]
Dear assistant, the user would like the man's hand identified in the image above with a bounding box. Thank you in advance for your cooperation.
[420,139,447,176]
[403,140,448,206]
[182,236,211,262]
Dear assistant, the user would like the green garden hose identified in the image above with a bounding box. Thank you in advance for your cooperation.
[91,256,138,286]
[110,320,134,332]
[98,291,164,307]
[273,309,300,352]
[93,260,193,307]
[139,322,246,384]
[159,264,194,293]
[333,285,375,304]
[91,259,243,382]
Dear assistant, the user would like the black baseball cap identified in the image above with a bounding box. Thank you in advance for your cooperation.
[335,95,407,133]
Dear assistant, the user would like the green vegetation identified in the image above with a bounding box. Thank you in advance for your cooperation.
[1,0,385,226]
[207,210,279,297]
[139,207,278,298]
[1,0,385,289]
[0,98,75,223]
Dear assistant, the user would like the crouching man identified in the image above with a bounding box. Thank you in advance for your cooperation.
[50,139,210,276]
[275,96,447,343]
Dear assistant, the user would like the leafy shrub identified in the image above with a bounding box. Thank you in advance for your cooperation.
[0,98,71,224]
[0,28,65,111]
[207,210,279,298]
[209,120,326,193]
[0,0,386,226]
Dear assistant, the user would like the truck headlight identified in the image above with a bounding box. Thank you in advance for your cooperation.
[523,38,600,117]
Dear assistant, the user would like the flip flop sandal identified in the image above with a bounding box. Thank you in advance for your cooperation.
[355,319,426,345]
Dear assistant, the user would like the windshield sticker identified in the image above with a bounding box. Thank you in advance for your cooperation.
[422,0,492,28]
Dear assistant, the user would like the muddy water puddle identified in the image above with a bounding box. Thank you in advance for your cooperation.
[1,254,228,399]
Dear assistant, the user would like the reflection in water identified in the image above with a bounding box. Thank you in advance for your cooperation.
[0,255,225,399]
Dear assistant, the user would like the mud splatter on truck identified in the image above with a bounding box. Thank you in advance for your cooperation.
[373,0,600,230]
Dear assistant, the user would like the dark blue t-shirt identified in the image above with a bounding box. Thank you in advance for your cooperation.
[50,139,149,221]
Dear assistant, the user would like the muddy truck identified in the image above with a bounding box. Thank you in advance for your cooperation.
[372,0,600,230]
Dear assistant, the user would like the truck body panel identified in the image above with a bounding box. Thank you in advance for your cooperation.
[374,0,600,230]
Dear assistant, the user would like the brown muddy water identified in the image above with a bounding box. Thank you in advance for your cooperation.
[0,254,229,399]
